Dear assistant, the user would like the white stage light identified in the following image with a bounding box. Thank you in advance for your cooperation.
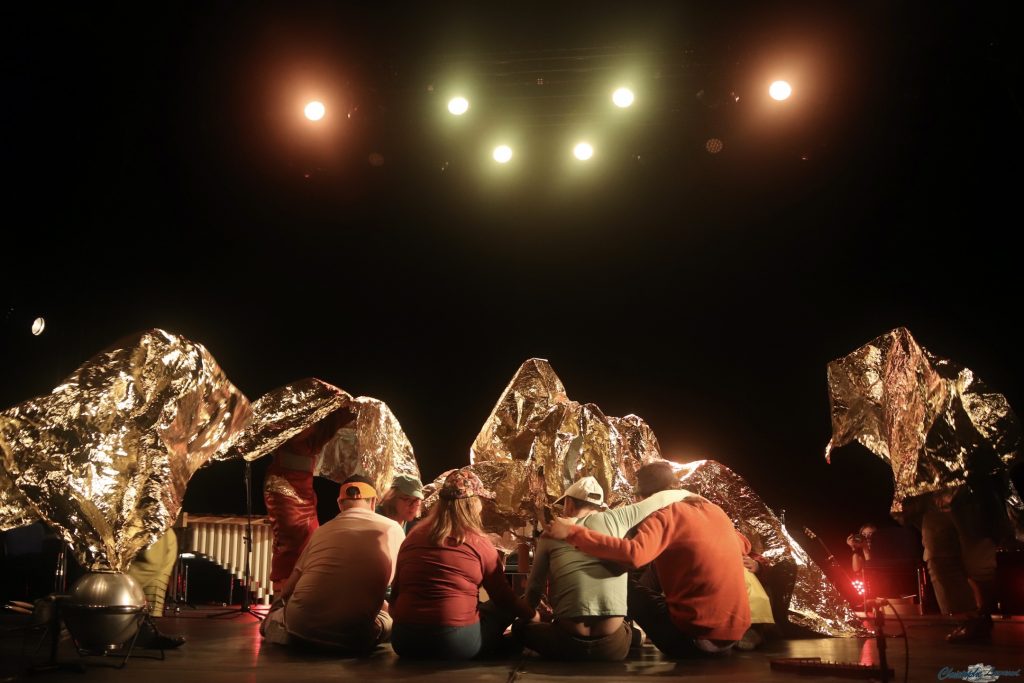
[612,87,634,108]
[304,101,326,121]
[769,81,792,101]
[448,97,469,115]
[573,142,594,161]
[31,317,46,336]
[493,145,513,163]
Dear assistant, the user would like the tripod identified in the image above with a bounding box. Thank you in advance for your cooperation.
[208,461,264,621]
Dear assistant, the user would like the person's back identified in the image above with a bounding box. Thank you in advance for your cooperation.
[516,478,691,661]
[535,489,692,621]
[641,499,749,640]
[546,461,751,657]
[286,507,404,644]
[260,475,404,652]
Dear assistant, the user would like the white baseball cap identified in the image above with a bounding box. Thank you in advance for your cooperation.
[554,476,607,509]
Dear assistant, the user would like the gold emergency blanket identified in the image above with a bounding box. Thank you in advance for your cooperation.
[0,329,251,571]
[672,459,861,637]
[452,358,859,636]
[825,327,1021,519]
[470,358,661,509]
[217,377,419,492]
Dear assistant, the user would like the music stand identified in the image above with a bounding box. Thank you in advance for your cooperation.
[208,461,264,621]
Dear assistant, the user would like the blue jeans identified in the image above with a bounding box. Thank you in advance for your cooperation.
[392,608,511,660]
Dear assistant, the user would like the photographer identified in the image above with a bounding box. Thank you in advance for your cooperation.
[846,524,877,574]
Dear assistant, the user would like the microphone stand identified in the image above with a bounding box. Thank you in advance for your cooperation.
[208,461,263,621]
[802,526,859,606]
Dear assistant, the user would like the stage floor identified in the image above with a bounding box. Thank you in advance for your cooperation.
[2,609,1022,682]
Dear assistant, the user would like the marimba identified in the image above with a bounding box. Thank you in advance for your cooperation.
[180,513,275,604]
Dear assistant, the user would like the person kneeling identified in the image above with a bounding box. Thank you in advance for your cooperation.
[260,475,405,653]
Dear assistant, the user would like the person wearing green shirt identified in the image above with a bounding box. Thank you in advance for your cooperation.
[513,475,692,660]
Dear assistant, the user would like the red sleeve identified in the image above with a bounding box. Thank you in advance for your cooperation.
[567,507,674,569]
[477,537,533,619]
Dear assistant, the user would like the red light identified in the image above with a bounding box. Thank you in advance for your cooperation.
[852,579,866,596]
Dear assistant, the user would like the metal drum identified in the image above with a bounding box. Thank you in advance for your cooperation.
[62,572,148,651]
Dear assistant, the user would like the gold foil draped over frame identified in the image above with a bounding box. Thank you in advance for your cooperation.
[0,330,251,571]
[825,327,1021,519]
[457,358,860,636]
[218,378,420,495]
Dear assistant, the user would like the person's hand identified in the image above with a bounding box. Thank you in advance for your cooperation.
[544,516,576,540]
[742,555,759,573]
[381,599,390,613]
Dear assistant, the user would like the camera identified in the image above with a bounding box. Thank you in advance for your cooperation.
[851,533,866,544]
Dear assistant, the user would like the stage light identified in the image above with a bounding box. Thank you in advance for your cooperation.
[612,87,635,108]
[493,145,513,163]
[304,100,326,121]
[705,138,724,154]
[31,317,45,335]
[573,142,594,161]
[448,96,469,115]
[769,80,792,101]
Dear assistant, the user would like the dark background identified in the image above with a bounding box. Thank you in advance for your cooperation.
[2,2,1021,560]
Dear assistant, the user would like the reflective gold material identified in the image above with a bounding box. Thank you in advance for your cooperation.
[0,330,251,571]
[217,378,352,464]
[463,359,857,636]
[0,453,39,530]
[825,327,1021,518]
[263,474,307,504]
[470,359,659,510]
[218,378,420,493]
[672,459,861,637]
[317,396,420,495]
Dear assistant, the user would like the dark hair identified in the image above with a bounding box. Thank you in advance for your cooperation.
[636,461,679,497]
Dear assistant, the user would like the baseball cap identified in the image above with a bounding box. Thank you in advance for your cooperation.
[391,474,424,500]
[339,474,378,501]
[553,476,607,508]
[439,467,495,500]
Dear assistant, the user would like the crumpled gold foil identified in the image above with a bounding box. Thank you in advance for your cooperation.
[470,359,658,509]
[671,459,862,637]
[825,327,1021,521]
[0,457,39,531]
[0,329,251,571]
[461,358,860,636]
[218,378,420,493]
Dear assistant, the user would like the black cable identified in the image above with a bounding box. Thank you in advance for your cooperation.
[876,599,910,683]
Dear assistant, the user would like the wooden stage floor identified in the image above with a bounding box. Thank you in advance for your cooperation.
[2,609,1022,682]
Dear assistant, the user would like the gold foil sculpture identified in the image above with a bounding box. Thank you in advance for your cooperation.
[825,328,1021,520]
[0,330,251,571]
[671,459,861,637]
[462,358,859,636]
[1,459,39,531]
[470,358,660,509]
[218,378,420,493]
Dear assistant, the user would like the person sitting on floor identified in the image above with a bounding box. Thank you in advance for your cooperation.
[390,467,536,659]
[376,474,424,532]
[545,461,751,658]
[261,474,405,654]
[513,475,692,661]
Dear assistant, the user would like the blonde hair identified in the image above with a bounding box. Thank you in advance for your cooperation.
[425,496,483,546]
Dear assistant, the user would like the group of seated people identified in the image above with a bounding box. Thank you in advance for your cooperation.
[260,460,772,661]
